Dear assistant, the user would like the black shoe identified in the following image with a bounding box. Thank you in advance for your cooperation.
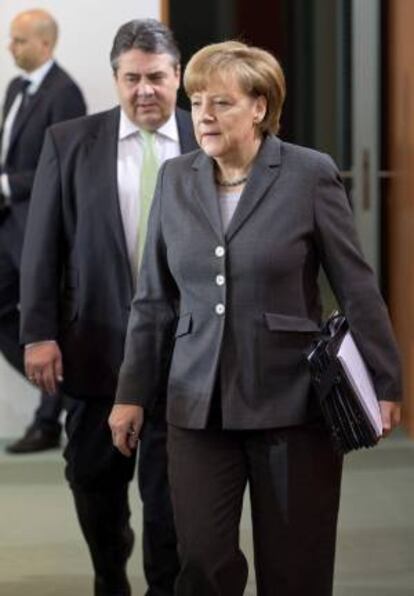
[5,427,60,454]
[94,528,135,596]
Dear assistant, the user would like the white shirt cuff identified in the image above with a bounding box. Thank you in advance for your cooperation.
[25,340,58,349]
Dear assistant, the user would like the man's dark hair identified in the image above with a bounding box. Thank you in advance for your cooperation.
[110,19,180,71]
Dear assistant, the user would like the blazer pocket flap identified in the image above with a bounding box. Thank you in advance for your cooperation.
[264,312,320,333]
[175,313,192,338]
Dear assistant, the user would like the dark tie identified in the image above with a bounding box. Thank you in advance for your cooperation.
[10,79,31,137]
[18,78,31,107]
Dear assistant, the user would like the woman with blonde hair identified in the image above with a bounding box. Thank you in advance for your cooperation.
[112,41,401,595]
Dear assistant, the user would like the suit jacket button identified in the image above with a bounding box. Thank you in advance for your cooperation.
[215,303,225,315]
[215,274,225,286]
[215,246,225,257]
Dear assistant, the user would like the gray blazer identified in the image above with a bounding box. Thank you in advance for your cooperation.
[115,134,402,430]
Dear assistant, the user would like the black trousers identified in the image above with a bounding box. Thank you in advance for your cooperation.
[0,218,63,435]
[168,423,343,596]
[64,396,179,596]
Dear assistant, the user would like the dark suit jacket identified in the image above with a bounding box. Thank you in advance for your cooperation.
[115,134,402,429]
[1,62,86,206]
[20,107,197,399]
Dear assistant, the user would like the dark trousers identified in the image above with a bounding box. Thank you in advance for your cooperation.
[0,220,63,435]
[168,423,343,596]
[64,396,179,596]
[139,412,180,594]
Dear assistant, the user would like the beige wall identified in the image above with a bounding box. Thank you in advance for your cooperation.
[0,0,160,115]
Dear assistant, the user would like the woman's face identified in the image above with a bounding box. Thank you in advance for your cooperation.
[190,73,266,163]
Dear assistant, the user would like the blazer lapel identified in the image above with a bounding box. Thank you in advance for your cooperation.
[225,135,282,242]
[191,151,224,241]
[87,108,134,293]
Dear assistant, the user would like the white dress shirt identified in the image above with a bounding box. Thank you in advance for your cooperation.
[0,59,54,198]
[26,108,181,350]
[117,109,180,283]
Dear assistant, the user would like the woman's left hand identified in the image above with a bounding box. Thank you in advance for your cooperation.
[379,400,402,438]
[109,404,144,457]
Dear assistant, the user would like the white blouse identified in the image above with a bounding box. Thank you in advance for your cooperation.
[217,188,242,231]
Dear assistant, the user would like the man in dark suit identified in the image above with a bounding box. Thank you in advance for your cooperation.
[0,9,86,454]
[20,19,197,596]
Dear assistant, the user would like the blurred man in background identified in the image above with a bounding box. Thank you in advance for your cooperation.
[0,9,86,454]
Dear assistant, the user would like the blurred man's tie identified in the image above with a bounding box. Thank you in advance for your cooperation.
[11,79,31,137]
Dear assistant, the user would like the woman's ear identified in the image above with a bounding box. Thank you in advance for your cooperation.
[252,95,267,127]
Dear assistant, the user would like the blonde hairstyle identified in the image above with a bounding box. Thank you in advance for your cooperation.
[184,41,286,134]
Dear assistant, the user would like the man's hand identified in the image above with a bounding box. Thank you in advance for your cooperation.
[109,404,144,457]
[379,400,402,438]
[25,342,63,395]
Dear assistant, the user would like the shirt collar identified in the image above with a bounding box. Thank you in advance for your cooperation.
[23,59,54,94]
[118,109,178,142]
[157,112,179,143]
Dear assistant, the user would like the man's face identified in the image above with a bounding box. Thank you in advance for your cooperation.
[114,49,180,131]
[9,15,49,72]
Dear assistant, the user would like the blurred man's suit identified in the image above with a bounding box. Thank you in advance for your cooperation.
[20,106,197,594]
[0,62,86,451]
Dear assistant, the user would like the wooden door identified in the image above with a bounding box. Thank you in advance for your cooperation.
[387,0,414,436]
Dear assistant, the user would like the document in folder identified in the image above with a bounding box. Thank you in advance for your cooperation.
[337,331,383,437]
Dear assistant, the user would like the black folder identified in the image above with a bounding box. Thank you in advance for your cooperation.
[306,312,382,454]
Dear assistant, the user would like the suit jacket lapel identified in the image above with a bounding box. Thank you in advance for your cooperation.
[3,80,20,121]
[225,135,282,242]
[191,151,225,241]
[88,108,134,293]
[8,92,41,151]
[0,84,18,148]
